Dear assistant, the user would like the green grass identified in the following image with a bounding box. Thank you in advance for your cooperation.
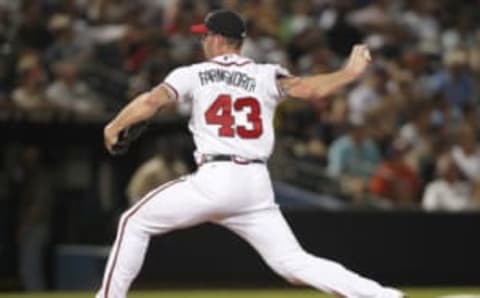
[1,288,480,298]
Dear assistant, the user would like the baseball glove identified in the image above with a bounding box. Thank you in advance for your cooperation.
[110,120,150,156]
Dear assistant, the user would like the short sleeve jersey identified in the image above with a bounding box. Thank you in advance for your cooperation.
[162,54,290,160]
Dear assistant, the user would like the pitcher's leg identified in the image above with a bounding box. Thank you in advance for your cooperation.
[96,178,213,298]
[218,207,402,298]
[96,215,150,298]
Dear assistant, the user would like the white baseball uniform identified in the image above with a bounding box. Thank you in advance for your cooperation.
[96,54,403,298]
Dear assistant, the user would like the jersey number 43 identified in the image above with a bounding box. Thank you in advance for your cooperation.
[205,94,263,139]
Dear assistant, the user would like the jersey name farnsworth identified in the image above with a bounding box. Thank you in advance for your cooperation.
[161,54,290,161]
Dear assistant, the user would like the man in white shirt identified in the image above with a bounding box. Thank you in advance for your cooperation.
[98,9,404,298]
[423,154,478,211]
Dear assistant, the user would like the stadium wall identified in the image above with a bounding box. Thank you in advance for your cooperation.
[136,211,480,287]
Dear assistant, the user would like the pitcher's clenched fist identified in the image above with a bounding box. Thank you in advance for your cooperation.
[344,44,372,79]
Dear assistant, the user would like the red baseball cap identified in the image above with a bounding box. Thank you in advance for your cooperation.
[190,9,246,40]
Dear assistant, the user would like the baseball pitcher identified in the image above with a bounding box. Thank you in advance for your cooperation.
[98,9,405,298]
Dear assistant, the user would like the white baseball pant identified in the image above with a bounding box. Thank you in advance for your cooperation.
[95,162,402,298]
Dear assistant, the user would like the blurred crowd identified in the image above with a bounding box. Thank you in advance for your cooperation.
[1,0,480,212]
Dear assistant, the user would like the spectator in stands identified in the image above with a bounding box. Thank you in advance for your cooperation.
[126,155,188,205]
[14,145,54,291]
[347,65,389,126]
[399,0,440,52]
[398,103,431,148]
[12,53,52,113]
[429,93,463,139]
[430,48,476,110]
[242,19,288,65]
[441,9,477,51]
[327,122,381,201]
[46,61,104,117]
[167,12,198,64]
[126,142,188,205]
[244,0,282,39]
[461,103,480,137]
[369,139,421,207]
[121,8,154,74]
[142,38,174,88]
[127,38,174,99]
[422,153,478,212]
[45,14,91,68]
[396,102,434,173]
[397,50,433,99]
[279,0,314,43]
[451,124,480,183]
